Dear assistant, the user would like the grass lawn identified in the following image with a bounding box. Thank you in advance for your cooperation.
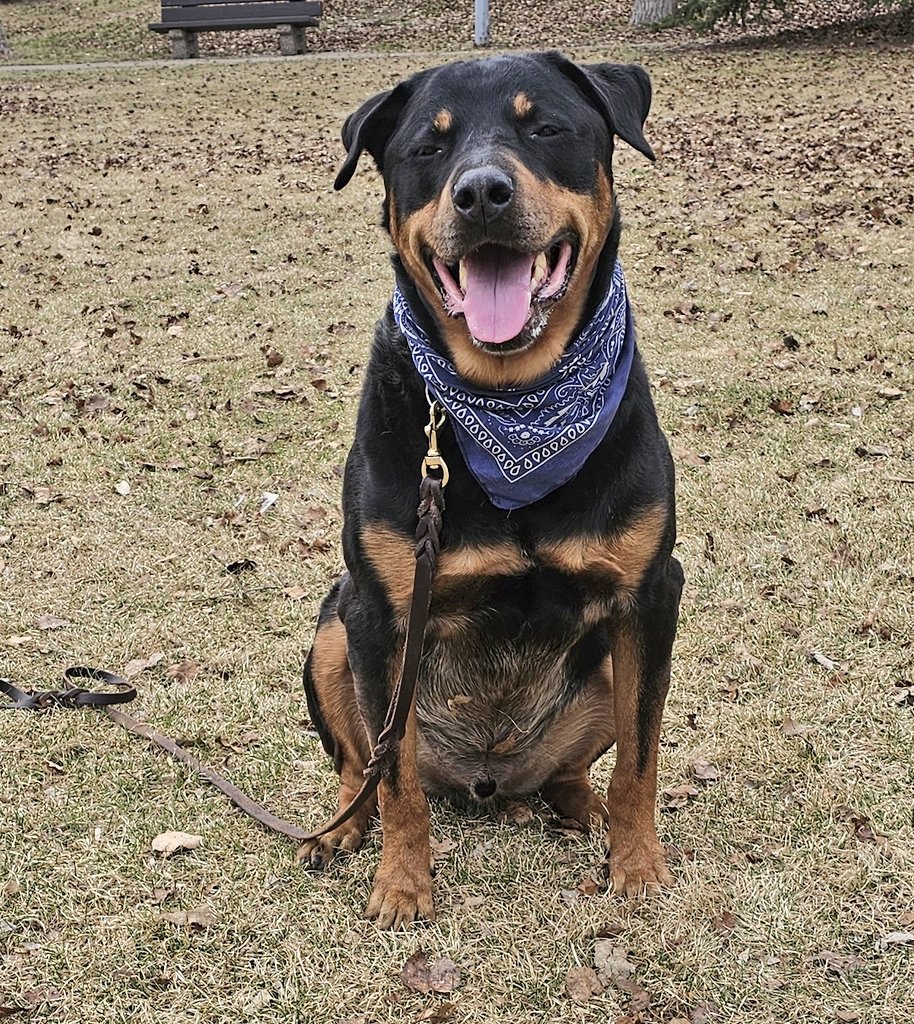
[1,41,913,1024]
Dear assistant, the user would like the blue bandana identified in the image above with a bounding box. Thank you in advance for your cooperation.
[394,261,635,510]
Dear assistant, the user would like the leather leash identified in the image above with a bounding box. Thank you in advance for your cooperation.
[2,399,449,846]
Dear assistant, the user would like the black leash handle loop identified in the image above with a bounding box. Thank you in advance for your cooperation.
[1,668,136,711]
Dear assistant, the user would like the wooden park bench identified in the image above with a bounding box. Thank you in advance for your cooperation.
[149,0,323,59]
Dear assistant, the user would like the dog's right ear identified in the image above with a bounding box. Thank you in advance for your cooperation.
[334,82,413,191]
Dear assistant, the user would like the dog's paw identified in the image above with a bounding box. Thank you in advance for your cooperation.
[365,863,435,929]
[604,833,674,896]
[295,822,365,871]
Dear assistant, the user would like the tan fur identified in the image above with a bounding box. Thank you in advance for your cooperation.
[513,92,533,118]
[604,626,674,894]
[539,504,667,594]
[365,703,435,928]
[361,523,531,616]
[389,165,614,389]
[296,618,375,868]
[433,108,453,132]
[309,618,370,763]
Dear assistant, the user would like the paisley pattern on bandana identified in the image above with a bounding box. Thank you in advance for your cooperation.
[394,261,636,510]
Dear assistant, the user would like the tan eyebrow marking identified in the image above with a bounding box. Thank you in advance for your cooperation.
[433,108,453,132]
[513,92,534,118]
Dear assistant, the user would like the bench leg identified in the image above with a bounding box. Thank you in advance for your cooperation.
[168,29,199,59]
[278,24,307,55]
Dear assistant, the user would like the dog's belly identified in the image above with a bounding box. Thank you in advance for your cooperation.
[414,573,614,801]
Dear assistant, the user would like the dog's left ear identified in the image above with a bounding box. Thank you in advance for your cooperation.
[545,52,655,162]
[334,80,415,190]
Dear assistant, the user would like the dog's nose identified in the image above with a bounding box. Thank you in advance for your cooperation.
[451,166,515,225]
[473,777,498,800]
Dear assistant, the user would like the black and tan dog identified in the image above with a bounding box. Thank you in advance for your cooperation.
[299,51,684,928]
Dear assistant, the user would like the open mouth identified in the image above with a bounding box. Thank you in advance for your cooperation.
[429,238,577,350]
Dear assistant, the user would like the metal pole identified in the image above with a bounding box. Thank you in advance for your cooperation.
[474,0,489,46]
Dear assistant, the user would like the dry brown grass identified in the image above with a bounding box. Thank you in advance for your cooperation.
[2,43,913,1024]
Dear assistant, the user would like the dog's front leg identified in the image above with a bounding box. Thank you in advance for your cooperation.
[347,598,435,928]
[605,555,684,895]
[364,701,435,928]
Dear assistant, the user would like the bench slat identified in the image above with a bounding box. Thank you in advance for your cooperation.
[150,16,319,30]
[160,0,319,8]
[160,1,320,15]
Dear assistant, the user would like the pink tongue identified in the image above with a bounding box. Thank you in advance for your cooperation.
[462,246,535,344]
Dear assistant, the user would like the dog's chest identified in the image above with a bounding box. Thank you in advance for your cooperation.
[362,516,662,792]
[412,541,629,796]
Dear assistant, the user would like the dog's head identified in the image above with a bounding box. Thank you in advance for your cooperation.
[336,52,654,386]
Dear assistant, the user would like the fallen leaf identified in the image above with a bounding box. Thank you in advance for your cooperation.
[36,614,73,630]
[691,758,720,782]
[114,480,131,496]
[808,649,839,672]
[414,1003,456,1022]
[712,911,739,934]
[242,989,272,1014]
[769,397,794,415]
[806,951,861,978]
[489,731,519,755]
[875,931,914,950]
[617,976,651,1012]
[400,953,461,994]
[151,831,203,855]
[564,966,604,1004]
[838,806,884,845]
[594,941,636,984]
[855,443,891,459]
[262,345,284,368]
[429,836,458,861]
[166,660,200,684]
[575,874,602,896]
[834,1011,861,1022]
[782,718,814,738]
[225,558,257,575]
[123,651,165,679]
[672,445,710,468]
[30,485,63,505]
[662,783,700,811]
[161,905,218,930]
[898,909,914,927]
[282,585,308,600]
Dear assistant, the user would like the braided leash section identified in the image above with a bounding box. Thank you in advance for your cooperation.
[415,476,444,573]
[360,476,445,785]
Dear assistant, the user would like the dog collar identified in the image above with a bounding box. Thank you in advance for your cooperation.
[394,261,636,510]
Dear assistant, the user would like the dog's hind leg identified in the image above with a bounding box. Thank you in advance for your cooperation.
[539,657,614,831]
[297,582,375,869]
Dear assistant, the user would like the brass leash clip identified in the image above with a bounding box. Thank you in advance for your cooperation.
[421,390,449,488]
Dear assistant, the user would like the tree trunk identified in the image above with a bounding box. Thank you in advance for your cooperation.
[630,0,677,26]
[0,23,12,59]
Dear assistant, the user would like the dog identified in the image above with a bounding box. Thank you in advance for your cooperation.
[299,51,684,928]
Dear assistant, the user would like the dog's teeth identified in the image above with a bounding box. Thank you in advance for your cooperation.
[458,259,467,291]
[531,251,548,291]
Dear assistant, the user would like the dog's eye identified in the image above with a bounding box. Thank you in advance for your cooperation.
[531,124,562,139]
[415,144,443,158]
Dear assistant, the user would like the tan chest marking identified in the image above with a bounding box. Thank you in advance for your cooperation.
[361,504,666,616]
[361,524,531,614]
[538,504,667,593]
